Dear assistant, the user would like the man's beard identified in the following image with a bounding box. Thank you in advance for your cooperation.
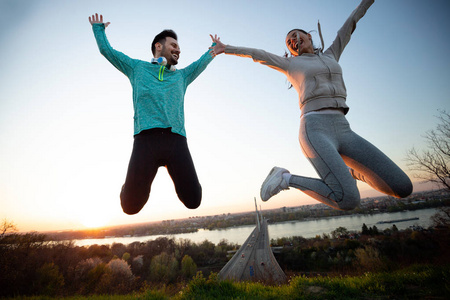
[161,46,178,66]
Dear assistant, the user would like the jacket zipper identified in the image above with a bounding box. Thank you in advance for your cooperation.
[317,55,335,95]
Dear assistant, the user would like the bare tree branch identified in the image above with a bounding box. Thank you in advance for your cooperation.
[406,110,450,191]
[431,206,450,227]
[1,218,18,237]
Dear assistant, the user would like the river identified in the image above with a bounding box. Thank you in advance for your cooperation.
[74,208,438,247]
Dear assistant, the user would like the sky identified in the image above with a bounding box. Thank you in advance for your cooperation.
[1,0,449,232]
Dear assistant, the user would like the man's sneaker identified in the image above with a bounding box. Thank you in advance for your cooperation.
[260,167,290,202]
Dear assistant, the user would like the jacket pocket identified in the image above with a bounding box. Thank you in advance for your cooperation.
[303,72,346,103]
[330,72,347,98]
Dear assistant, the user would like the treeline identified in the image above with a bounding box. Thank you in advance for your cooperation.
[0,234,237,297]
[272,224,449,276]
[1,212,449,297]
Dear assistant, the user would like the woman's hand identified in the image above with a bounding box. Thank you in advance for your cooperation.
[209,34,226,56]
[89,13,110,28]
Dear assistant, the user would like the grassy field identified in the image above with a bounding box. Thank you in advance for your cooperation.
[6,264,449,300]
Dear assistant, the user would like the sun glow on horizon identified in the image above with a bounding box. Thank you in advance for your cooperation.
[78,210,111,229]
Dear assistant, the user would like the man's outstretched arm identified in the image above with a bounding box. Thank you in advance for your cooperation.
[88,13,136,77]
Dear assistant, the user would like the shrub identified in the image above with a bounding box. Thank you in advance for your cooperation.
[33,262,65,296]
[149,252,179,283]
[181,255,197,280]
[354,246,385,272]
[98,258,135,294]
[74,257,103,294]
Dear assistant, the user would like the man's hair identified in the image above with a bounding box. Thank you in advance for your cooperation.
[151,29,178,55]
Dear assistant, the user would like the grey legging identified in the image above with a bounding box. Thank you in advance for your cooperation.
[289,113,412,210]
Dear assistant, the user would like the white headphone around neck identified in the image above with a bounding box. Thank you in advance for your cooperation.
[151,57,176,71]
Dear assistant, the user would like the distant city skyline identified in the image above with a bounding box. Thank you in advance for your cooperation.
[64,189,445,247]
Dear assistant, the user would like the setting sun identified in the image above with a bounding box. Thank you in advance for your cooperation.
[79,211,110,229]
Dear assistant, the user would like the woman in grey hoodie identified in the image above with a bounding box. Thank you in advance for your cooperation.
[211,0,412,210]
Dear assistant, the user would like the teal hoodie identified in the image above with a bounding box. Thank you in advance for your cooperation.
[92,23,214,137]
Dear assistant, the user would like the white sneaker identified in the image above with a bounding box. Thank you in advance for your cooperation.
[260,167,290,202]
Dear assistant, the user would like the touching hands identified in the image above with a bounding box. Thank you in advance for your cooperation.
[89,13,110,28]
[209,34,225,57]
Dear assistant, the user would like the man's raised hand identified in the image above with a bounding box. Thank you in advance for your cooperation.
[209,34,225,57]
[89,13,110,28]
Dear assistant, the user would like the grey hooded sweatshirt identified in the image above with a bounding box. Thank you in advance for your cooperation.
[224,0,374,116]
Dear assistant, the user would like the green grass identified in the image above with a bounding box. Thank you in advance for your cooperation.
[6,264,449,300]
[178,265,449,299]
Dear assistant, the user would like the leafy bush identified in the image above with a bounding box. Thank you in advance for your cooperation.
[96,258,135,294]
[33,262,65,296]
[354,246,385,272]
[150,252,179,283]
[181,255,197,279]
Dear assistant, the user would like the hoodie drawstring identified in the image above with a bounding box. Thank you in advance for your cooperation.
[158,65,165,81]
[318,20,325,53]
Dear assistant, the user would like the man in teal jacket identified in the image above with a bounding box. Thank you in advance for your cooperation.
[89,14,217,215]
